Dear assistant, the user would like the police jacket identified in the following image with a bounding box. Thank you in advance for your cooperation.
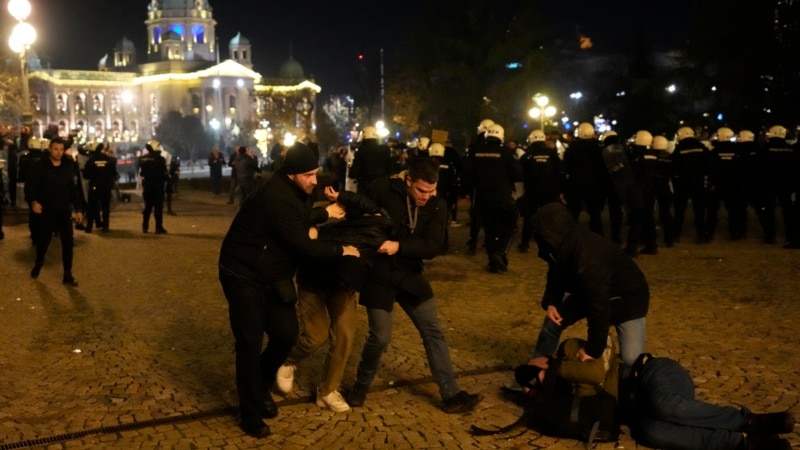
[630,145,658,193]
[762,138,797,192]
[24,155,84,214]
[533,202,649,358]
[359,177,447,311]
[349,139,393,187]
[671,137,709,183]
[138,151,169,189]
[708,140,743,191]
[520,141,561,203]
[462,138,522,204]
[562,138,607,188]
[219,172,344,283]
[83,152,117,191]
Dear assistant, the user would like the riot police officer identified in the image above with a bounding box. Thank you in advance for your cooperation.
[517,129,561,252]
[464,119,494,255]
[462,123,522,273]
[348,126,393,191]
[562,122,608,236]
[671,126,711,243]
[706,127,747,241]
[600,131,643,256]
[753,125,796,244]
[82,142,117,233]
[630,130,659,254]
[138,140,169,234]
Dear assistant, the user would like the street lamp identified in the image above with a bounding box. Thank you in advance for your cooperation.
[8,0,36,128]
[529,94,556,131]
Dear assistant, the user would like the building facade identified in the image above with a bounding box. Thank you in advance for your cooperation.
[25,0,320,156]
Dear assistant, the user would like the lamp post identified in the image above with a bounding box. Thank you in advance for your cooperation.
[529,94,557,131]
[8,0,36,128]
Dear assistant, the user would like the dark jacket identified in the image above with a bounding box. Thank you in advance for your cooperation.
[359,177,447,310]
[83,152,117,191]
[520,141,561,205]
[562,138,607,189]
[671,137,709,183]
[24,155,84,213]
[533,202,649,358]
[219,172,343,283]
[208,152,225,178]
[462,139,522,205]
[349,139,393,187]
[138,151,169,191]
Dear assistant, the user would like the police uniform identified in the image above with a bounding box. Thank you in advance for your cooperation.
[138,145,169,233]
[518,141,561,251]
[671,136,710,243]
[82,144,117,233]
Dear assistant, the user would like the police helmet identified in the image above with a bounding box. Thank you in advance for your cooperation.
[477,119,494,134]
[737,130,755,143]
[715,127,734,142]
[28,137,50,150]
[428,143,445,157]
[418,137,430,151]
[362,126,378,140]
[485,124,504,143]
[94,142,106,153]
[576,122,595,139]
[146,139,161,152]
[528,129,546,143]
[600,130,617,143]
[676,126,695,141]
[768,125,787,139]
[634,130,653,147]
[652,135,669,151]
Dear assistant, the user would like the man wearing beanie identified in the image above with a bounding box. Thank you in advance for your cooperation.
[219,142,360,438]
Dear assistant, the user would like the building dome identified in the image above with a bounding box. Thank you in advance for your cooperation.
[114,36,136,52]
[158,0,211,10]
[279,56,305,79]
[229,32,250,46]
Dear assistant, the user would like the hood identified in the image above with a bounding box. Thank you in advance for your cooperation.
[532,202,577,255]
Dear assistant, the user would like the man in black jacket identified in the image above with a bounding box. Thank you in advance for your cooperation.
[346,157,483,414]
[25,137,84,286]
[82,142,117,233]
[138,140,169,234]
[218,142,360,438]
[530,202,649,377]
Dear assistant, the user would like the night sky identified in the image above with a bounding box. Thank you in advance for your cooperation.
[9,0,690,96]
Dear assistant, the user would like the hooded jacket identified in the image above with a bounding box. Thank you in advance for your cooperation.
[533,202,649,358]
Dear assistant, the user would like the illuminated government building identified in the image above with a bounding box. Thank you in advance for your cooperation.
[26,0,320,154]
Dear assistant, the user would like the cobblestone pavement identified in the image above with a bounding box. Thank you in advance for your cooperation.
[0,189,798,449]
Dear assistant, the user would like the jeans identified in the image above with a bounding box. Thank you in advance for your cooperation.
[355,298,460,400]
[286,285,358,396]
[219,268,298,423]
[532,296,646,376]
[633,357,745,450]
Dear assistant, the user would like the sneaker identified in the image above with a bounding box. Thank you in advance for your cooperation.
[345,382,369,407]
[316,387,350,413]
[744,411,795,435]
[275,364,296,394]
[441,390,483,414]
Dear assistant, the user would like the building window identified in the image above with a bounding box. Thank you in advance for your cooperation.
[56,93,68,113]
[242,50,247,60]
[229,95,236,110]
[192,24,205,44]
[169,24,185,39]
[75,93,87,115]
[153,26,162,45]
[31,94,40,111]
[111,95,121,113]
[93,94,104,113]
[233,50,238,60]
[150,93,158,115]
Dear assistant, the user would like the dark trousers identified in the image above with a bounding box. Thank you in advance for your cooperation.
[219,269,298,424]
[86,187,111,231]
[565,185,606,236]
[33,211,74,276]
[706,187,747,240]
[478,198,517,270]
[142,188,164,231]
[673,178,707,241]
[633,358,744,450]
[753,189,795,243]
[211,175,222,195]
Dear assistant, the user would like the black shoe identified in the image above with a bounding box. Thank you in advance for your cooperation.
[743,411,795,435]
[345,382,369,407]
[142,228,149,233]
[623,247,638,258]
[63,276,79,287]
[155,228,168,234]
[262,396,279,419]
[75,222,85,230]
[517,243,529,253]
[442,390,483,414]
[745,434,791,450]
[102,227,109,233]
[783,242,800,249]
[85,227,92,234]
[31,263,43,279]
[240,420,270,438]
